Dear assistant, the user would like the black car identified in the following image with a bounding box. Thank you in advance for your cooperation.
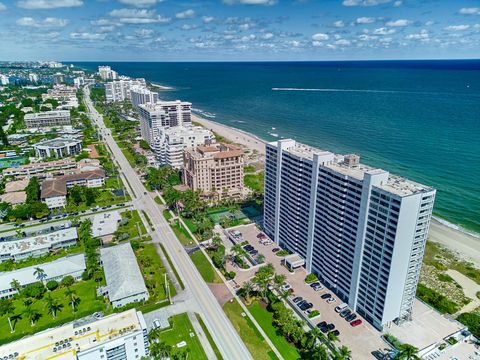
[345,314,357,322]
[250,250,259,256]
[340,309,352,318]
[326,323,335,332]
[329,330,340,337]
[292,297,303,304]
[297,300,307,307]
[300,302,313,311]
[243,245,254,251]
[272,247,280,253]
[317,321,327,328]
[321,293,332,299]
[309,282,321,288]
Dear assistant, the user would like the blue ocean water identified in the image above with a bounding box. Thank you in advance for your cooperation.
[74,61,480,235]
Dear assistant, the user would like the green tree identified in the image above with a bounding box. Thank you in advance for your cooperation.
[46,280,59,291]
[84,187,98,206]
[395,344,420,360]
[69,185,84,205]
[239,280,255,304]
[24,306,41,326]
[335,346,352,360]
[10,279,21,294]
[25,177,40,203]
[45,294,64,319]
[0,299,16,332]
[61,275,75,287]
[33,267,47,284]
[65,288,80,312]
[457,312,480,338]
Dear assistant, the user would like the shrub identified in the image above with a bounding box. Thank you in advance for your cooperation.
[276,250,289,257]
[305,273,318,284]
[308,310,320,318]
[383,333,403,350]
[416,284,459,314]
[437,273,454,283]
[45,280,59,291]
[446,337,458,345]
[22,282,46,299]
[457,312,480,338]
[225,271,236,280]
[60,275,75,287]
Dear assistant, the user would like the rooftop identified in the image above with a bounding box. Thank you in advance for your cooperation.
[41,169,105,199]
[24,110,70,119]
[34,137,81,148]
[191,143,244,160]
[0,191,27,205]
[0,309,145,360]
[91,211,122,238]
[4,179,28,193]
[0,227,78,257]
[100,243,148,303]
[0,254,86,291]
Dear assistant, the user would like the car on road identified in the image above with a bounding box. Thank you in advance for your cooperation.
[345,314,357,322]
[320,293,332,299]
[329,330,340,337]
[292,296,303,304]
[327,297,336,304]
[350,319,362,327]
[340,309,352,318]
[272,247,280,253]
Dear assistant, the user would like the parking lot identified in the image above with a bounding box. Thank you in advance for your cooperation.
[230,223,388,359]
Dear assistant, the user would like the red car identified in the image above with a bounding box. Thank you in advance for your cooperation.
[350,319,362,327]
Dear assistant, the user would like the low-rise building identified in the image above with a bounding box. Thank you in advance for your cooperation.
[0,75,9,85]
[0,192,27,205]
[100,243,149,308]
[1,159,77,179]
[4,179,29,193]
[0,308,149,360]
[0,254,86,299]
[183,143,245,200]
[24,110,71,128]
[0,227,78,263]
[34,137,82,158]
[91,211,122,238]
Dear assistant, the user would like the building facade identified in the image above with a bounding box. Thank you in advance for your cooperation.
[264,139,436,330]
[24,110,71,128]
[105,78,146,102]
[98,65,118,81]
[183,143,245,200]
[130,86,158,107]
[34,138,82,158]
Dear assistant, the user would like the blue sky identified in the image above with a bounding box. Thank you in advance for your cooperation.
[0,0,479,61]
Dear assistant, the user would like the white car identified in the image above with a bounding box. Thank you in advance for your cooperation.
[280,283,292,292]
[327,298,336,304]
[153,319,161,329]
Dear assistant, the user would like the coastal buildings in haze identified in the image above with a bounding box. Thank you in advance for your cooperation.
[98,65,118,81]
[130,86,158,107]
[183,143,245,200]
[105,77,146,102]
[264,139,436,330]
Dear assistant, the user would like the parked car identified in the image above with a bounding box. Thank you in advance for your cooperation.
[312,284,323,291]
[250,250,259,256]
[309,282,321,288]
[272,247,280,253]
[345,314,357,322]
[340,309,352,318]
[299,302,313,311]
[335,303,349,313]
[153,319,162,329]
[256,233,265,238]
[297,300,307,307]
[327,297,336,304]
[326,323,335,332]
[321,293,332,299]
[243,245,254,252]
[292,296,303,304]
[280,283,292,292]
[317,321,327,328]
[350,319,362,327]
[329,330,340,337]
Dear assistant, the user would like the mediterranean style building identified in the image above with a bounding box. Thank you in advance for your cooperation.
[264,139,435,330]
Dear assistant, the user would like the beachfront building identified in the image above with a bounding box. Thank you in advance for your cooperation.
[24,110,71,128]
[34,137,82,159]
[264,139,436,330]
[74,76,85,88]
[0,254,86,299]
[105,78,146,102]
[98,65,118,81]
[28,73,39,83]
[0,75,9,85]
[100,243,149,308]
[183,143,245,200]
[0,227,78,263]
[130,85,158,107]
[154,126,215,169]
[0,308,149,360]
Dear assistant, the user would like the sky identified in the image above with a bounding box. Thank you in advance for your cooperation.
[0,0,479,61]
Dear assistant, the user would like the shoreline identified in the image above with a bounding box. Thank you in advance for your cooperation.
[192,113,480,267]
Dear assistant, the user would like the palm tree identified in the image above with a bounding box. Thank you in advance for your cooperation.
[33,267,47,284]
[0,299,16,332]
[45,295,64,319]
[327,331,339,343]
[150,340,171,359]
[256,253,265,264]
[335,346,352,360]
[24,306,41,326]
[65,288,80,312]
[240,281,255,304]
[10,279,21,295]
[310,344,329,360]
[307,327,322,349]
[148,327,162,343]
[273,273,286,292]
[395,344,420,360]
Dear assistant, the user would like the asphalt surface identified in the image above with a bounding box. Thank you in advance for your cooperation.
[84,87,252,360]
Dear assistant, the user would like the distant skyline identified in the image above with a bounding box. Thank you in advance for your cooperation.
[0,0,479,61]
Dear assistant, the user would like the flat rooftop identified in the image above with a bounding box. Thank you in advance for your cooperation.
[24,110,70,119]
[0,309,144,360]
[34,137,81,148]
[92,210,122,237]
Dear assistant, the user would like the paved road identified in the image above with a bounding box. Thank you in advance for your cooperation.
[84,87,252,360]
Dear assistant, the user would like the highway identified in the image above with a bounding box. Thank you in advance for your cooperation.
[83,87,253,360]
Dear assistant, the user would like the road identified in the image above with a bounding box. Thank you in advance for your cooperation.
[84,87,252,360]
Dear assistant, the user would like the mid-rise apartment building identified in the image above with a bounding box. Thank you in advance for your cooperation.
[0,74,9,85]
[183,143,245,200]
[264,139,435,330]
[130,86,158,107]
[155,126,215,168]
[34,137,82,158]
[0,308,149,360]
[105,78,146,102]
[98,65,118,81]
[28,73,39,82]
[24,110,71,128]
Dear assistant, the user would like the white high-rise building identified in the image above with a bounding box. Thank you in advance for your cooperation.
[130,86,158,107]
[74,77,85,88]
[0,309,149,360]
[0,75,9,85]
[28,73,39,82]
[105,78,146,102]
[264,139,436,330]
[98,65,118,81]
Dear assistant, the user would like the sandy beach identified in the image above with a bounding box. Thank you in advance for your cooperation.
[193,114,480,268]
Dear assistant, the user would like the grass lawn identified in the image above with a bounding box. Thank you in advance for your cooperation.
[195,313,223,360]
[159,244,185,290]
[244,165,256,173]
[182,217,198,233]
[142,210,154,230]
[248,301,300,360]
[0,280,106,345]
[154,196,163,204]
[105,177,123,189]
[244,171,265,193]
[223,299,278,360]
[167,218,195,246]
[190,250,222,284]
[158,313,208,360]
[116,210,147,240]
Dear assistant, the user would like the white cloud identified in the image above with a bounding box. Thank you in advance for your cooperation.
[98,26,115,33]
[91,19,118,26]
[459,7,480,15]
[334,20,345,28]
[393,0,402,7]
[261,32,274,39]
[405,29,429,41]
[17,0,82,9]
[134,28,154,38]
[312,33,329,41]
[425,20,434,26]
[70,32,106,41]
[335,39,351,45]
[16,16,68,27]
[343,0,390,7]
[181,24,197,30]
[203,16,214,24]
[0,2,6,11]
[386,19,410,27]
[373,27,395,35]
[109,8,170,24]
[223,0,276,5]
[118,0,158,7]
[175,9,195,19]
[356,17,375,24]
[445,24,470,31]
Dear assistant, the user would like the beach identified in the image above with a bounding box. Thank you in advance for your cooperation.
[193,113,480,268]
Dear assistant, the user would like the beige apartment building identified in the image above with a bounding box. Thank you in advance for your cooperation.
[183,143,245,200]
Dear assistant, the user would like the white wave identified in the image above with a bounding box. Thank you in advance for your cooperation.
[433,216,480,239]
[272,87,399,94]
[269,132,279,137]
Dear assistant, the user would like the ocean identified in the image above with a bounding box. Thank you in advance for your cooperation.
[74,61,480,235]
